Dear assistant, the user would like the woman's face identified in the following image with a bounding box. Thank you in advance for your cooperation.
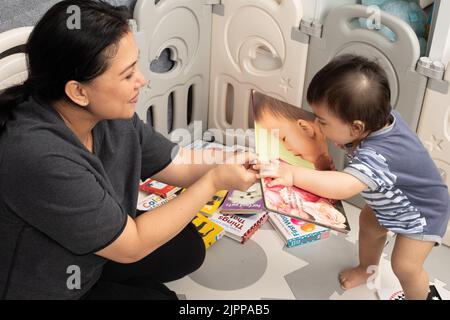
[256,110,322,164]
[84,32,147,120]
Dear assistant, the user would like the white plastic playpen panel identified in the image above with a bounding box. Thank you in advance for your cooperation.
[207,0,310,146]
[0,27,32,90]
[418,74,450,245]
[133,0,213,140]
[417,0,450,245]
[303,4,427,130]
[205,0,360,147]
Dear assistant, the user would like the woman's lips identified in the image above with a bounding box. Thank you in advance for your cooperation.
[130,93,139,103]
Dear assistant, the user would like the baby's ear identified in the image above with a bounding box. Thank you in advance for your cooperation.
[351,120,366,137]
[297,119,315,138]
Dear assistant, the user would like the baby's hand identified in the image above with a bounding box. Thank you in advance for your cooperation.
[253,159,295,187]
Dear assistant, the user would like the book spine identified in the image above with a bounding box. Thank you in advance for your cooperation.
[268,213,294,240]
[241,213,269,243]
[268,218,289,245]
[286,230,327,248]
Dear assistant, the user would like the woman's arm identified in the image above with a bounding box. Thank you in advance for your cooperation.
[152,147,249,188]
[96,155,257,264]
[96,170,218,263]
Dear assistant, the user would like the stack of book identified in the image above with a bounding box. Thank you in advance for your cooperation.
[139,178,182,198]
[268,212,330,248]
[137,193,172,212]
[209,211,269,244]
[138,178,226,250]
[185,142,267,244]
[199,190,229,216]
[191,213,225,250]
[219,184,264,214]
[137,179,182,212]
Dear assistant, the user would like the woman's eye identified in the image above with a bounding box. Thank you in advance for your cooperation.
[125,72,135,80]
[282,136,286,142]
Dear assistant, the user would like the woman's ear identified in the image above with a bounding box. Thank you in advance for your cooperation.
[64,80,89,107]
[297,119,315,138]
[351,120,366,137]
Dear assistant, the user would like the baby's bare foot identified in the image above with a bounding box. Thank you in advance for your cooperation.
[339,266,371,290]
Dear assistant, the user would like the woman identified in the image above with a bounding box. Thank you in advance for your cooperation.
[0,0,257,300]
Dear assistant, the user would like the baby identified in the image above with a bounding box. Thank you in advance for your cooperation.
[255,54,450,300]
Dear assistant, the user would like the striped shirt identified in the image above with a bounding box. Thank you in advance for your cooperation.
[343,111,449,237]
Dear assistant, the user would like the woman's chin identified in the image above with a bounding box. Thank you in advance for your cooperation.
[125,103,137,117]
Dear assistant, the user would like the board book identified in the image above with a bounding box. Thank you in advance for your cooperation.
[251,90,350,233]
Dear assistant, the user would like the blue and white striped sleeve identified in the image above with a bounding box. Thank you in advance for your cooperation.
[343,148,396,191]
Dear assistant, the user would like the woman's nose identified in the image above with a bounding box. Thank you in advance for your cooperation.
[136,68,147,88]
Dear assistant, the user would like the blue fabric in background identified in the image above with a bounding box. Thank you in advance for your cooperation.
[359,0,429,55]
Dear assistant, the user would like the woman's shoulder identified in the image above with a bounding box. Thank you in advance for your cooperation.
[1,109,85,172]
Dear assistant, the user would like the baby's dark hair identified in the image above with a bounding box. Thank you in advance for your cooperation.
[306,54,391,133]
[252,91,316,123]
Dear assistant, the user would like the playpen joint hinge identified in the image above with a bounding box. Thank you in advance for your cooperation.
[416,57,449,94]
[205,0,224,16]
[300,19,323,38]
[292,19,323,44]
[128,19,138,33]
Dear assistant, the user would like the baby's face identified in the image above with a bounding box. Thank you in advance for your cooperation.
[256,111,321,163]
[311,104,355,146]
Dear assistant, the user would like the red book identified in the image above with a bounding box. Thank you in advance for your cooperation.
[209,211,268,244]
[139,178,181,198]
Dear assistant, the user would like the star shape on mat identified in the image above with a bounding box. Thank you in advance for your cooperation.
[166,229,307,300]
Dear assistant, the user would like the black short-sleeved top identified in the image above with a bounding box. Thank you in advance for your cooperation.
[0,97,178,299]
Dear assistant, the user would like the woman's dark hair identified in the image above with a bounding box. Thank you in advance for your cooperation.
[306,54,391,133]
[0,0,131,128]
[252,91,316,123]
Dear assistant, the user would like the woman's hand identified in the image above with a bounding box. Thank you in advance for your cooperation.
[209,152,258,191]
[253,159,295,187]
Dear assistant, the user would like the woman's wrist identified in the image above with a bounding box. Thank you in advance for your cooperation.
[206,166,221,192]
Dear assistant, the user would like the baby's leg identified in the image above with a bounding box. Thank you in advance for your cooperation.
[339,205,388,289]
[391,235,434,300]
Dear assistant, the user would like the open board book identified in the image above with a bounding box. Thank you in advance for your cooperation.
[251,90,350,233]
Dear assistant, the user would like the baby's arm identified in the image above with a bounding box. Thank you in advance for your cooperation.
[256,161,367,200]
[291,165,367,199]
